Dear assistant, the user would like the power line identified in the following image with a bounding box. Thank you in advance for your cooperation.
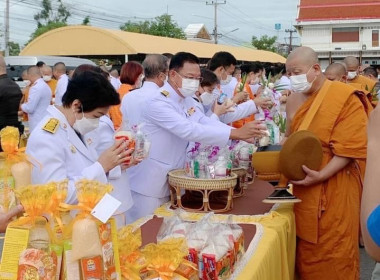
[285,29,297,54]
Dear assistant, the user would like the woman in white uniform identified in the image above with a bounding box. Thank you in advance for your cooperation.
[26,70,133,204]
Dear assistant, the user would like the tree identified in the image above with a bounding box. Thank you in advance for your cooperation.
[30,0,70,41]
[82,16,90,26]
[251,35,278,53]
[120,14,185,39]
[8,41,20,56]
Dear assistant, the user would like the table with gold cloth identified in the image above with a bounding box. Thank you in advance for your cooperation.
[132,180,296,280]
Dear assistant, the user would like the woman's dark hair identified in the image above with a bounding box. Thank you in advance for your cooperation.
[120,61,143,85]
[72,64,109,80]
[200,68,218,87]
[62,70,120,112]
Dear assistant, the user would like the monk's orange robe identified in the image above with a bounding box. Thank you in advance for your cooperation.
[290,80,370,280]
[349,74,376,92]
[109,84,133,130]
[232,82,255,128]
[46,79,57,98]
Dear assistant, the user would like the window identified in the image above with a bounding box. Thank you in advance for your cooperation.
[332,27,359,43]
[373,30,379,47]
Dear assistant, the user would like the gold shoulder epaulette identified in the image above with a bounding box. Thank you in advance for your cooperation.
[161,90,170,97]
[42,118,59,134]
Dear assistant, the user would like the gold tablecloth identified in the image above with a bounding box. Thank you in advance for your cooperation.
[150,180,296,280]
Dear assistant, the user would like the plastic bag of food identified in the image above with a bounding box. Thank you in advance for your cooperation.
[70,180,113,262]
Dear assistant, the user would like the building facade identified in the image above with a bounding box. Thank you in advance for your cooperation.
[295,0,380,69]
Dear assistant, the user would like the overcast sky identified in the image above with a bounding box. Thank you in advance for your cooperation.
[0,0,300,49]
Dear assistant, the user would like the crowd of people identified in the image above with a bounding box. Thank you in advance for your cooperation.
[0,46,380,279]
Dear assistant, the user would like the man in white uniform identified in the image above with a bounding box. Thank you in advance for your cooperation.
[53,62,69,106]
[121,54,169,128]
[21,66,51,132]
[125,52,267,222]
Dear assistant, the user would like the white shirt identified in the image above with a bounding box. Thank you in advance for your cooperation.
[26,105,107,204]
[84,116,133,213]
[277,75,291,90]
[21,78,51,132]
[127,82,231,198]
[221,76,238,99]
[110,76,121,91]
[54,74,69,106]
[121,81,160,128]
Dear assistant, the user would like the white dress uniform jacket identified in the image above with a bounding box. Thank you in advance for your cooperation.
[26,105,108,204]
[127,82,232,199]
[21,78,52,132]
[205,86,258,124]
[110,76,121,91]
[120,81,160,128]
[84,115,133,213]
[54,74,69,106]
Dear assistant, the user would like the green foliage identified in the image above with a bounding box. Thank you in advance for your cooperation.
[120,14,186,39]
[34,0,70,27]
[251,35,278,53]
[29,0,70,42]
[8,41,21,56]
[82,16,90,26]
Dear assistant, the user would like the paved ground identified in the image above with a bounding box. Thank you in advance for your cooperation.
[361,247,377,280]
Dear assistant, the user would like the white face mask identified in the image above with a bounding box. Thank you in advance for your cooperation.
[290,67,315,94]
[200,92,215,106]
[23,80,31,87]
[136,74,144,88]
[220,74,232,85]
[73,112,100,135]
[251,77,260,85]
[179,78,200,97]
[347,71,357,80]
[43,75,52,82]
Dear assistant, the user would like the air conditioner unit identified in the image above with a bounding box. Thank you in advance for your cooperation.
[335,47,342,50]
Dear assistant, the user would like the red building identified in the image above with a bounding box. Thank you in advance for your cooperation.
[295,0,380,68]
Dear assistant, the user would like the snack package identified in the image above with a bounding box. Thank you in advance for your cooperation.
[0,176,16,213]
[141,238,197,280]
[0,126,34,191]
[0,182,64,280]
[17,248,58,280]
[70,180,113,261]
[61,240,80,280]
[118,226,146,280]
[185,213,214,278]
[200,224,235,280]
[80,256,104,280]
[69,180,121,280]
[157,211,192,242]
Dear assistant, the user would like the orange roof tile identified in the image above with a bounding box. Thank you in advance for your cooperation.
[297,0,380,22]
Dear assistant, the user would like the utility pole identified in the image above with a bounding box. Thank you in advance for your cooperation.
[5,0,10,56]
[206,0,226,44]
[285,29,297,54]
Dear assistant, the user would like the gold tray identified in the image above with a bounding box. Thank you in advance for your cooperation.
[168,169,237,213]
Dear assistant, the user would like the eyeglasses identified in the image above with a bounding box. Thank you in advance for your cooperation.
[175,71,203,83]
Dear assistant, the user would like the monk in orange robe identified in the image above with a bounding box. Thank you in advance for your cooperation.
[344,56,376,92]
[109,83,133,130]
[286,47,370,280]
[41,65,57,99]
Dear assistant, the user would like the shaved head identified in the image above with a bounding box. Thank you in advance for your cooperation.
[27,65,42,82]
[286,46,324,95]
[343,56,359,71]
[41,65,52,76]
[287,46,319,68]
[324,63,347,81]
